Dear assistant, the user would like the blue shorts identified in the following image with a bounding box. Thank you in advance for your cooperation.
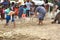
[6,15,15,23]
[6,15,11,23]
[38,13,45,20]
[11,15,15,22]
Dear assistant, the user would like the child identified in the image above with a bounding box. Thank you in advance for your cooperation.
[4,7,16,28]
[1,7,5,20]
[0,3,3,20]
[18,5,23,18]
[22,5,27,18]
[14,6,19,16]
[35,5,46,25]
[30,2,35,17]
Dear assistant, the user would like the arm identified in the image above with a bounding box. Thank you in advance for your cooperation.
[51,5,58,14]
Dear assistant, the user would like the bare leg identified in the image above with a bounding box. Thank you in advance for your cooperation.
[13,21,16,28]
[40,20,43,25]
[38,20,41,25]
[4,23,8,27]
[4,19,10,27]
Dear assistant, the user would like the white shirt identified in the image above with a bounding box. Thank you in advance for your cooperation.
[25,2,32,10]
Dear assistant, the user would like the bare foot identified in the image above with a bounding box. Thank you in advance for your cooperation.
[51,21,56,24]
[37,23,40,25]
[4,24,8,28]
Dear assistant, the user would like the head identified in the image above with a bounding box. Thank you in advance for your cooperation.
[26,0,30,2]
[12,2,15,6]
[31,1,35,6]
[39,4,45,7]
[5,5,10,9]
[24,5,27,8]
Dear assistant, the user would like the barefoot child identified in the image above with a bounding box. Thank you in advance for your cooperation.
[4,7,16,27]
[35,5,46,25]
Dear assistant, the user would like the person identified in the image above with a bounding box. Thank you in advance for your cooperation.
[51,0,60,19]
[44,0,48,3]
[10,2,15,11]
[0,3,3,20]
[30,2,35,17]
[22,5,27,18]
[24,0,32,17]
[35,5,46,25]
[2,0,10,9]
[18,3,23,18]
[14,5,19,17]
[52,12,60,24]
[4,6,16,28]
[1,7,5,20]
[43,0,49,12]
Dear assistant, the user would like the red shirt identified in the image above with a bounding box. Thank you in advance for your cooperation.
[14,7,19,15]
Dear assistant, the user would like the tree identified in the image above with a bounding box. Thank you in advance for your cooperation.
[48,0,53,3]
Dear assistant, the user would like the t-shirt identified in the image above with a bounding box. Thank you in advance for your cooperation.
[11,6,14,11]
[19,6,23,14]
[36,6,46,15]
[23,8,28,14]
[2,1,9,6]
[5,8,11,15]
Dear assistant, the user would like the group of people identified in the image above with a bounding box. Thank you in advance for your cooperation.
[0,0,60,28]
[0,0,47,27]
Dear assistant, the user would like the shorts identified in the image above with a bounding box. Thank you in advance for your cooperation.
[6,15,15,23]
[6,15,11,23]
[38,13,45,20]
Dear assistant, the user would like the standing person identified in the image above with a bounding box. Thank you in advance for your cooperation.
[2,0,10,9]
[14,5,19,18]
[35,5,46,25]
[0,3,3,20]
[4,6,16,28]
[22,5,27,18]
[43,0,49,12]
[10,2,15,11]
[18,2,23,18]
[24,0,32,17]
[30,2,35,16]
[1,7,5,20]
[0,3,5,21]
[44,0,48,3]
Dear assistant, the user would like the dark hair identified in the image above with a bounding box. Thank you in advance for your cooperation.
[44,0,48,3]
[12,2,15,6]
[24,5,27,8]
[39,4,45,7]
[31,1,35,5]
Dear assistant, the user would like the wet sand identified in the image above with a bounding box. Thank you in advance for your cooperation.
[0,17,60,40]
